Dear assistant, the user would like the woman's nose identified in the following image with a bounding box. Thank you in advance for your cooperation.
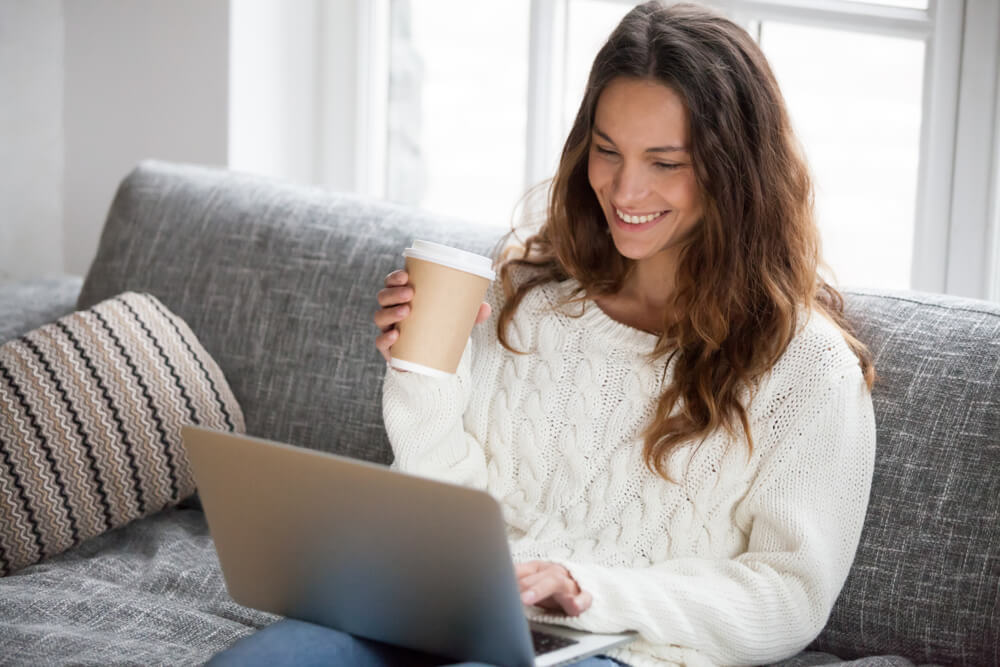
[612,161,650,204]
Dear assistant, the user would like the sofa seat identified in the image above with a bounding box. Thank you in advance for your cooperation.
[0,502,935,666]
[0,504,277,665]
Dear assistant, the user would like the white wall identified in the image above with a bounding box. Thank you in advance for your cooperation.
[0,0,65,283]
[3,0,347,284]
[62,0,230,276]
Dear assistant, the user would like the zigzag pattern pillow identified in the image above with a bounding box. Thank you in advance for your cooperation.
[0,292,244,576]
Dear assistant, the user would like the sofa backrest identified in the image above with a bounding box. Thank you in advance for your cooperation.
[815,289,999,664]
[78,160,502,465]
[79,161,998,664]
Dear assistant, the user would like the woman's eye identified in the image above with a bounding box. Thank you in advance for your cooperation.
[595,146,617,156]
[655,162,681,170]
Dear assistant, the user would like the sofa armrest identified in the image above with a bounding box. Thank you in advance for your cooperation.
[0,276,84,345]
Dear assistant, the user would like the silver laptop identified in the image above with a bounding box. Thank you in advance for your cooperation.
[182,426,635,667]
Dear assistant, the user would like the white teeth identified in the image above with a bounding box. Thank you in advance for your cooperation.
[615,208,664,224]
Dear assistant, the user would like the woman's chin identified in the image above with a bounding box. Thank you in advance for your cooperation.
[608,231,658,261]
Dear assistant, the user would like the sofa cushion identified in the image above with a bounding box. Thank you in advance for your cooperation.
[812,289,1000,664]
[77,160,502,464]
[0,507,276,665]
[0,292,244,576]
[770,654,924,666]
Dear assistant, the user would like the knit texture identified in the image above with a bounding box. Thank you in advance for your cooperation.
[382,277,876,666]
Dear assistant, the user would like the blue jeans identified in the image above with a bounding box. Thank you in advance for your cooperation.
[208,618,629,667]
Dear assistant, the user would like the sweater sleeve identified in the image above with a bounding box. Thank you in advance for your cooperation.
[381,321,490,490]
[537,362,877,665]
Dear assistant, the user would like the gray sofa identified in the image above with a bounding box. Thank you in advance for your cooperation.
[0,160,996,666]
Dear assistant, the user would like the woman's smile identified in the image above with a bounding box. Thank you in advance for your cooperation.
[613,206,670,230]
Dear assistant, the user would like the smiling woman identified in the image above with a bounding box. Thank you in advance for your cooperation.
[215,2,880,665]
[389,1,875,664]
[495,0,874,483]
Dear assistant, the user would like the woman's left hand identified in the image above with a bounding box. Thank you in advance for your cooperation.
[515,561,593,616]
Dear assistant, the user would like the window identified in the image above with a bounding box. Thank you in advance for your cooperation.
[566,4,926,288]
[352,0,999,297]
[385,0,531,226]
[758,21,924,289]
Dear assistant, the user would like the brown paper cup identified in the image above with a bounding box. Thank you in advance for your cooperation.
[389,242,495,376]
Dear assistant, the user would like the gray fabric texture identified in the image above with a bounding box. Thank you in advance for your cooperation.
[0,161,994,665]
[77,160,501,466]
[769,654,928,667]
[0,506,277,666]
[0,276,83,345]
[810,290,1000,665]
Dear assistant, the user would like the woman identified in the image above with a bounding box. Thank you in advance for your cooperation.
[213,2,876,665]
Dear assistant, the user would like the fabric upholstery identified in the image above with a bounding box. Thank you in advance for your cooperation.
[811,289,1000,665]
[770,654,923,667]
[77,160,502,466]
[0,292,244,576]
[0,161,991,665]
[0,276,83,345]
[0,507,277,666]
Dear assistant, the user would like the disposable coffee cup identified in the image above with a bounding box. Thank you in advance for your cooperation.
[389,240,496,377]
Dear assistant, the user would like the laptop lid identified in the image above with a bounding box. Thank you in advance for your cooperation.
[182,426,633,667]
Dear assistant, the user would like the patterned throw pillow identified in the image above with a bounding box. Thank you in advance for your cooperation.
[0,292,244,576]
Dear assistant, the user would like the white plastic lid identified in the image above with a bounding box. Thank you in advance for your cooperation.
[402,240,496,280]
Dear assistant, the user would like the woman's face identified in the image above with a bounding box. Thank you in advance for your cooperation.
[587,77,703,265]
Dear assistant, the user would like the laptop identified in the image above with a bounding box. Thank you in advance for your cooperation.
[182,426,636,667]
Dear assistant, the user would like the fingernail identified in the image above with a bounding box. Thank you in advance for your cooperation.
[521,591,535,604]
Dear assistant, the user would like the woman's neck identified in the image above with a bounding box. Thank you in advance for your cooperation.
[594,259,677,335]
[623,253,676,311]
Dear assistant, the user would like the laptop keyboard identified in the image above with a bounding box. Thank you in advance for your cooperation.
[531,629,579,655]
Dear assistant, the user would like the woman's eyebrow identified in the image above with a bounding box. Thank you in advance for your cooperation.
[593,126,687,153]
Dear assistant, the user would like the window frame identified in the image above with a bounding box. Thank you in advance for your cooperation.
[326,0,1000,299]
[949,0,1000,299]
[703,1,958,295]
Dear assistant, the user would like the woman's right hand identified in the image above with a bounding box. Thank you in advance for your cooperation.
[373,269,493,363]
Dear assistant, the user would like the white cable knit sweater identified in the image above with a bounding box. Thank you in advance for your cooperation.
[382,277,876,667]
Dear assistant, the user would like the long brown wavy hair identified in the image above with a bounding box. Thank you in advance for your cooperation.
[496,1,875,479]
